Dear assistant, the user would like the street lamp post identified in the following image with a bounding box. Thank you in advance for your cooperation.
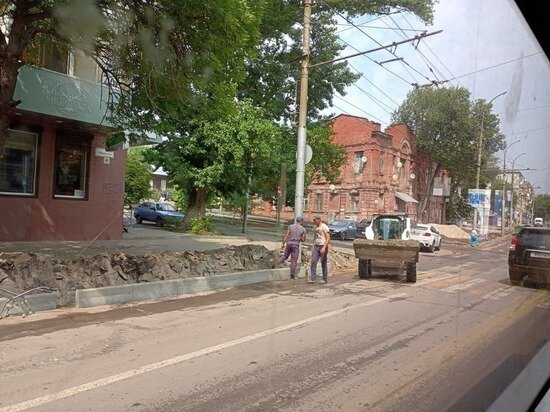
[501,140,520,236]
[474,91,506,231]
[509,152,525,231]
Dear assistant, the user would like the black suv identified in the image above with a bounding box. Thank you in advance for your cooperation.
[508,227,550,288]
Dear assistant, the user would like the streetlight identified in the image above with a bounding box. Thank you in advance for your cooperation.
[475,91,507,188]
[509,152,525,230]
[530,183,542,225]
[474,91,506,232]
[501,140,520,235]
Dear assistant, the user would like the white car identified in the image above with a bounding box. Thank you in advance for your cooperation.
[411,224,442,252]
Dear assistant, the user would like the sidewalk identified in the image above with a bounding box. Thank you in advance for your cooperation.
[0,224,281,259]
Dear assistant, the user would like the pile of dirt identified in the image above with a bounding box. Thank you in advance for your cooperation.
[0,245,357,307]
[430,224,470,240]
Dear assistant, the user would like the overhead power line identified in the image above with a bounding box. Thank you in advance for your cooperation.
[440,52,543,83]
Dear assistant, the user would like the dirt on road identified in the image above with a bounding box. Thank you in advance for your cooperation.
[0,245,356,307]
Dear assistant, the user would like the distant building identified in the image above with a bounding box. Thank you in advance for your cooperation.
[251,114,450,223]
[306,115,419,222]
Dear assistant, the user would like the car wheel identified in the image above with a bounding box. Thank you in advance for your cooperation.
[135,216,143,224]
[358,259,372,279]
[435,239,441,251]
[509,269,523,286]
[155,218,164,227]
[428,242,435,253]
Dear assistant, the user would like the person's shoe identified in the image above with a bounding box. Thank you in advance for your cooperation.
[307,278,316,284]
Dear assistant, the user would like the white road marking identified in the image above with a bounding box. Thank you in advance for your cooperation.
[413,273,459,287]
[441,278,488,293]
[537,296,550,309]
[0,293,408,412]
[482,288,512,301]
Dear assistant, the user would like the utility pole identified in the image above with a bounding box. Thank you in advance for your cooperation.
[501,140,519,235]
[509,152,525,231]
[294,0,312,220]
[293,8,441,219]
[474,91,506,231]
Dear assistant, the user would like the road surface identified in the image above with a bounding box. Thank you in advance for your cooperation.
[0,240,548,411]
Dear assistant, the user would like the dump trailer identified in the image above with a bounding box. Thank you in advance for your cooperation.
[353,214,420,283]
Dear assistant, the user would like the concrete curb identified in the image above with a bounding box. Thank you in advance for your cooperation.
[75,268,291,308]
[0,292,59,317]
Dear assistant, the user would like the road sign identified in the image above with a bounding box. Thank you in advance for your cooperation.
[296,144,313,164]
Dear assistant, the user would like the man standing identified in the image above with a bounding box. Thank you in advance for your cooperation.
[276,216,306,279]
[310,216,331,283]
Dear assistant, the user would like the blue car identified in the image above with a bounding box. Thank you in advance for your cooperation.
[134,202,184,227]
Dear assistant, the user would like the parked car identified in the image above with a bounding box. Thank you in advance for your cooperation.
[534,217,544,227]
[134,202,184,227]
[508,227,550,287]
[410,223,442,253]
[355,219,371,239]
[328,220,357,240]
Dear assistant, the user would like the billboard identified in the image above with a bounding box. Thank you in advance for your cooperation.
[468,189,491,237]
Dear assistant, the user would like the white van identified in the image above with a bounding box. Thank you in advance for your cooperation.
[534,217,543,227]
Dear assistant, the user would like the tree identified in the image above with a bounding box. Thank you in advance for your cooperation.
[237,0,436,209]
[392,87,505,218]
[145,100,282,229]
[533,193,550,221]
[124,147,152,205]
[0,0,261,154]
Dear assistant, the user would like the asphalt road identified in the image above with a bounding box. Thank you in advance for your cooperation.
[0,240,548,412]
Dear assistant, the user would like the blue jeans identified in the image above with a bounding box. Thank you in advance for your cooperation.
[277,242,300,277]
[310,245,328,281]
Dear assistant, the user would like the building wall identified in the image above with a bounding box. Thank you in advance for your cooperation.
[0,121,126,241]
[306,115,417,222]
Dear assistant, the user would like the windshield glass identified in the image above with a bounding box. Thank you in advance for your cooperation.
[157,203,176,211]
[1,2,549,412]
[329,221,348,227]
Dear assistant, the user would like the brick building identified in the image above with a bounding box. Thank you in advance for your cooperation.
[306,114,419,222]
[0,38,158,241]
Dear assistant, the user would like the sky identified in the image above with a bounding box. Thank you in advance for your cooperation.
[325,0,550,193]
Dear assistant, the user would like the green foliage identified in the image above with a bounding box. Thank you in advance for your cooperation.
[533,194,550,221]
[188,217,217,235]
[125,147,152,204]
[162,216,182,229]
[392,87,505,189]
[393,86,506,217]
[172,187,188,214]
[446,190,473,222]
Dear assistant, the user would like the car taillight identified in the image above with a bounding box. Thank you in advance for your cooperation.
[422,232,431,237]
[510,236,518,251]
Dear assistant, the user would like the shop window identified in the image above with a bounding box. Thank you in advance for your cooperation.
[54,135,90,199]
[0,130,38,195]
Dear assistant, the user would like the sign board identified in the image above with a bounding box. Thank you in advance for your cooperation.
[95,148,115,158]
[468,189,491,237]
[296,144,313,164]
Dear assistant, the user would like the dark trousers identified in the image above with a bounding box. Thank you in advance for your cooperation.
[277,242,300,277]
[310,245,328,281]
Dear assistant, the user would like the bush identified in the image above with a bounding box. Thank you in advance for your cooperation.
[163,216,183,229]
[189,217,217,235]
